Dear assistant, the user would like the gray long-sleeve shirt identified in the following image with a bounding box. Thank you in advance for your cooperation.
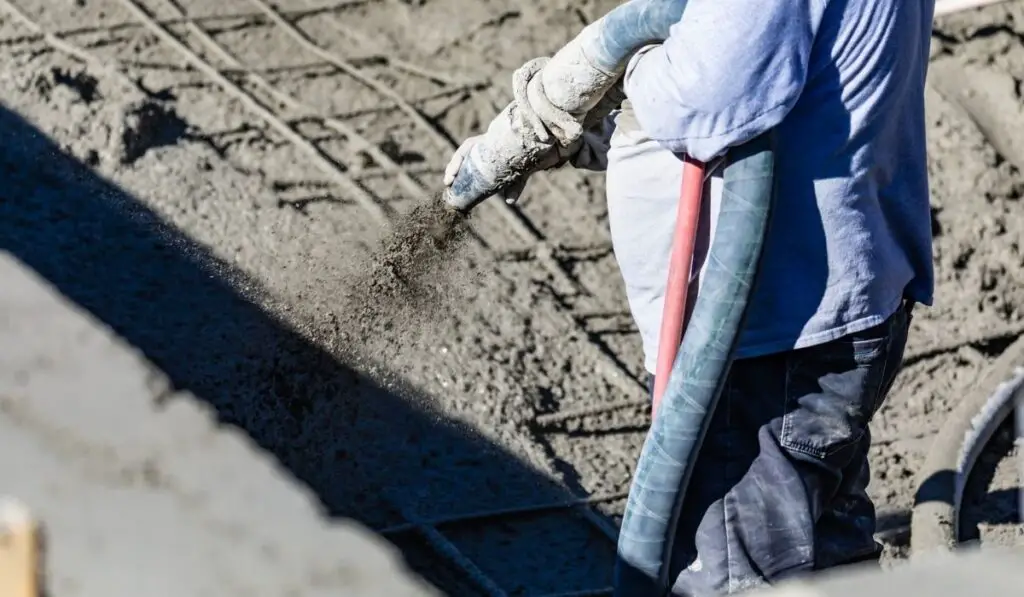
[619,0,936,359]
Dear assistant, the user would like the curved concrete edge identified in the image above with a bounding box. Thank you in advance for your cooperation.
[756,546,1024,597]
[909,333,1024,556]
[0,252,437,597]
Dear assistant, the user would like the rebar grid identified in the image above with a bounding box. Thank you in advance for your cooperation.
[0,0,631,593]
[4,0,1019,594]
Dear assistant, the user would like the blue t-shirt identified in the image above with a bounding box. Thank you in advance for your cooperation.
[621,0,936,358]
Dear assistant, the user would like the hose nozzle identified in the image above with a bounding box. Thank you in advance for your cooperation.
[441,150,495,214]
[441,111,541,214]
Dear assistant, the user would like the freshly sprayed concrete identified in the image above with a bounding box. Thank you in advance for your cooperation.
[0,0,1021,594]
[757,547,1024,597]
[0,253,436,597]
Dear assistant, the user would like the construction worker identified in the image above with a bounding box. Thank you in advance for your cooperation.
[445,0,936,593]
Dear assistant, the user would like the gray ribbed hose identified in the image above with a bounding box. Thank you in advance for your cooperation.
[438,1,776,595]
[615,135,775,596]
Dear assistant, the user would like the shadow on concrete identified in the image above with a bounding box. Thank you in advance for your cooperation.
[0,103,610,594]
[888,458,1019,551]
[884,486,1020,550]
[959,417,1021,542]
[875,509,914,549]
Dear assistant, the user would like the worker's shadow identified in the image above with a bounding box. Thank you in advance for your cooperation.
[0,104,605,593]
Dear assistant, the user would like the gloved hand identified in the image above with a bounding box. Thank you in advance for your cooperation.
[443,56,622,205]
[443,133,580,205]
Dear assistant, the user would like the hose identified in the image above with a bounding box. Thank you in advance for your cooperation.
[443,0,691,213]
[436,1,777,593]
[651,157,705,412]
[615,134,776,596]
[910,334,1024,555]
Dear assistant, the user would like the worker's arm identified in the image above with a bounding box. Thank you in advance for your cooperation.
[623,0,828,162]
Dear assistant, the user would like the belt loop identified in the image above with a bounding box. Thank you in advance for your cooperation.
[902,296,915,317]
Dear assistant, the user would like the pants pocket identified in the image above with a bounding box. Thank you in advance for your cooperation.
[779,313,906,462]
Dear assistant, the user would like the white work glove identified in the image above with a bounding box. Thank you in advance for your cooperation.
[443,133,577,204]
[443,57,619,205]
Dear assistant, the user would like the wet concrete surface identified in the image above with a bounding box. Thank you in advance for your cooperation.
[0,0,1022,594]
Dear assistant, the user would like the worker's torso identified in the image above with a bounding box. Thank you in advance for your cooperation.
[735,0,936,356]
[605,0,936,364]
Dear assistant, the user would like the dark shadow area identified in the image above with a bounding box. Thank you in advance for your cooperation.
[876,509,913,550]
[50,67,100,104]
[912,468,956,508]
[959,418,1021,543]
[117,99,190,165]
[960,488,1021,541]
[0,103,610,595]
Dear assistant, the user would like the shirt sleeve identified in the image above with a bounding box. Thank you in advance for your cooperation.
[622,1,828,162]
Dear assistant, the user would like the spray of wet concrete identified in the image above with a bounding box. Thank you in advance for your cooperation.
[360,199,469,310]
[336,197,473,372]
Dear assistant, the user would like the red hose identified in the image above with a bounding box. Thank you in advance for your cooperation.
[651,157,705,415]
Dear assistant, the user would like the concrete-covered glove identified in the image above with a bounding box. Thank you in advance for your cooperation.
[443,132,577,205]
[443,57,623,205]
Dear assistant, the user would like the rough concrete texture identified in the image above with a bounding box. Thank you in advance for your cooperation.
[0,0,1021,595]
[0,253,437,597]
[756,547,1024,597]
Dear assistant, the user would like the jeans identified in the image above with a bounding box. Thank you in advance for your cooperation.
[645,300,913,595]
